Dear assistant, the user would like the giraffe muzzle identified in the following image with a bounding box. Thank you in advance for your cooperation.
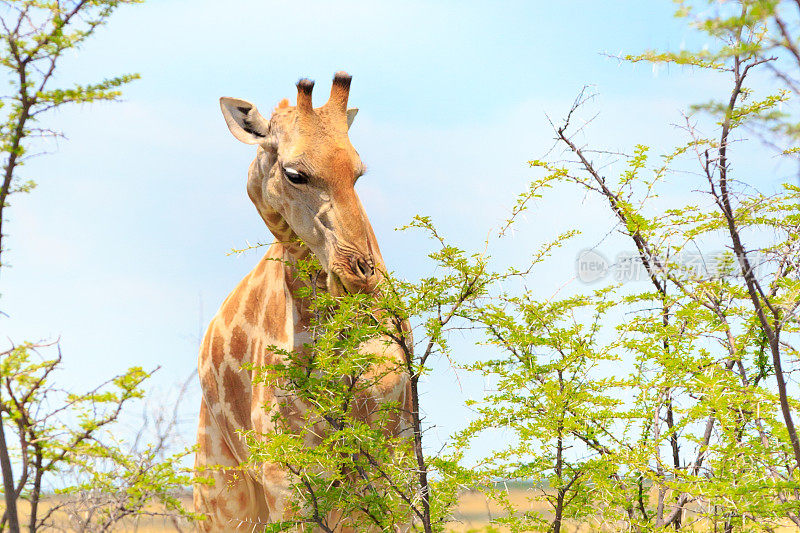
[331,252,378,294]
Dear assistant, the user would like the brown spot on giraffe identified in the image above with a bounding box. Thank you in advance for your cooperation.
[220,276,248,328]
[229,325,247,357]
[243,285,262,326]
[210,329,225,367]
[352,394,378,422]
[222,366,250,429]
[199,373,219,406]
[236,490,248,510]
[263,291,287,342]
[195,73,413,531]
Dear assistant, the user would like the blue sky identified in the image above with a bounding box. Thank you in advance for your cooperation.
[1,1,744,447]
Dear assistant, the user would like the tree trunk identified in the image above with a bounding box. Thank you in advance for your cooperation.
[28,457,42,532]
[409,373,432,533]
[553,487,565,533]
[0,411,20,533]
[553,380,564,533]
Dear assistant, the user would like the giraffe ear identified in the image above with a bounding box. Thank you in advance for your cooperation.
[219,97,270,145]
[346,108,358,130]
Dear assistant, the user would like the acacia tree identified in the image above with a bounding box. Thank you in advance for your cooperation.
[0,2,203,532]
[0,343,201,533]
[418,1,800,531]
[457,1,800,530]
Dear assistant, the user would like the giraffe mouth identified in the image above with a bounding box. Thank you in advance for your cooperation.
[328,263,380,296]
[326,270,348,297]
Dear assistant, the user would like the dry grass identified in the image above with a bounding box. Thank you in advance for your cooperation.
[6,491,520,532]
[1,495,193,532]
[4,489,799,532]
[2,489,578,532]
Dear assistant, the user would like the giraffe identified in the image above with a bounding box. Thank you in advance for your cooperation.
[194,72,413,532]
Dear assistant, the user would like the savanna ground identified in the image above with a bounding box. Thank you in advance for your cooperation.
[5,490,515,532]
[4,488,798,532]
[1,487,544,532]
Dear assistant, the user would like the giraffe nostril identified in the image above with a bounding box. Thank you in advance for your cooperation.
[352,256,374,279]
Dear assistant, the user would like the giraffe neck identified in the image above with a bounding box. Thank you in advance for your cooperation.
[265,219,331,302]
[253,194,309,263]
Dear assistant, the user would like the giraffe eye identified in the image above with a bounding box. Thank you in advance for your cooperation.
[283,167,308,185]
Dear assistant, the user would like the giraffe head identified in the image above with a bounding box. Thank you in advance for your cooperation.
[220,72,383,295]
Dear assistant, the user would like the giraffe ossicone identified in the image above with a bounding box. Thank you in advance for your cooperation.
[194,72,412,532]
